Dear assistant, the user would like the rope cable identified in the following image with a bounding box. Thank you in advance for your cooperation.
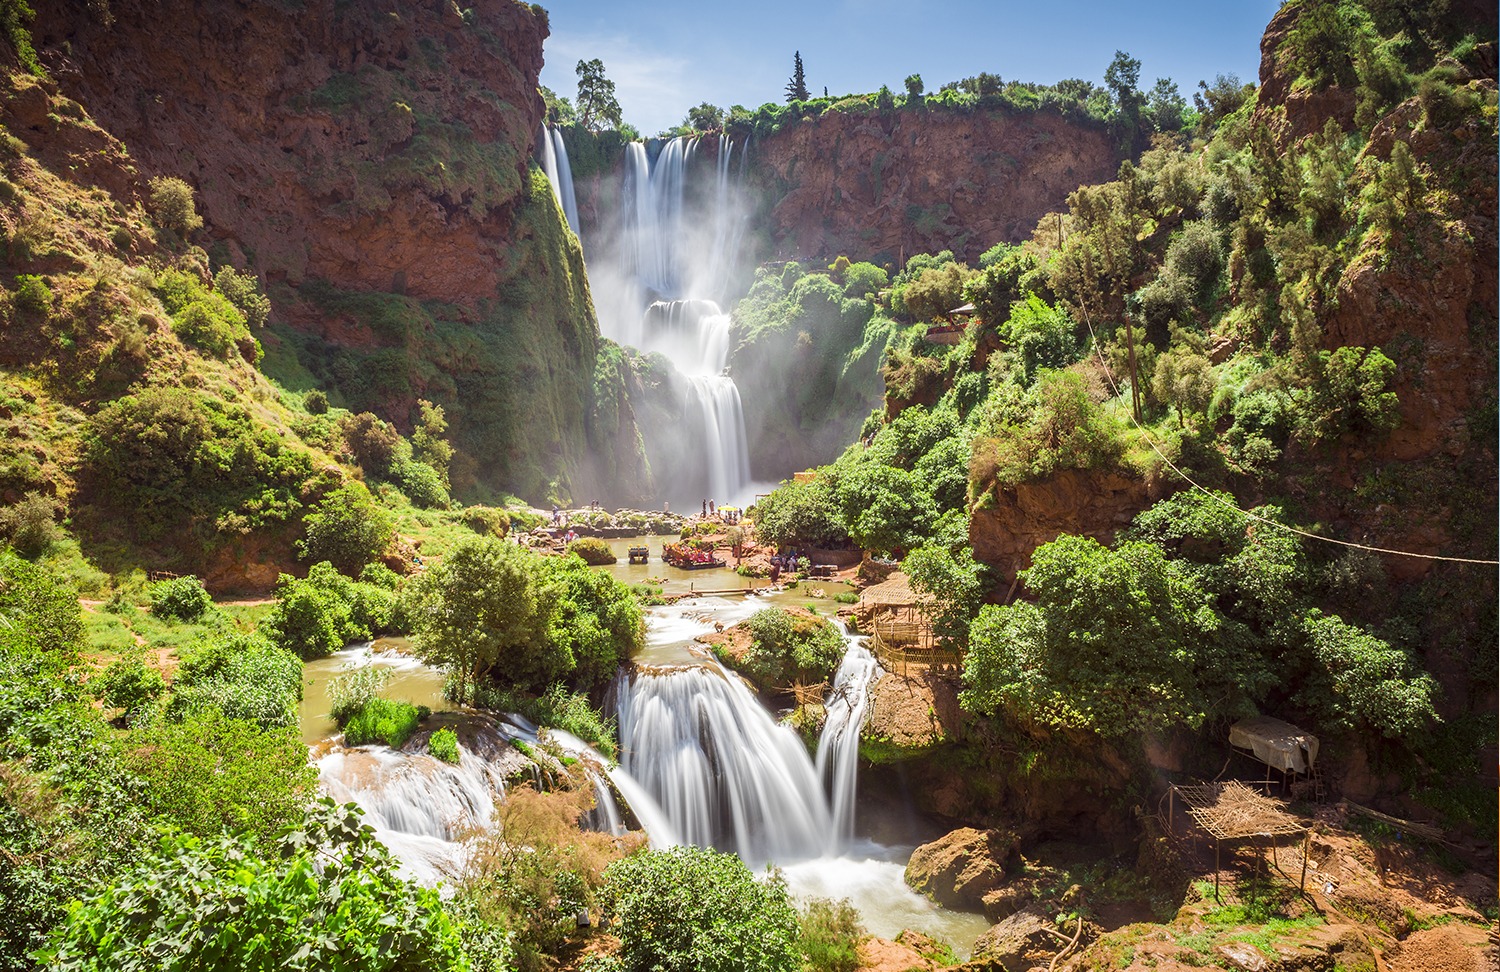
[1070,306,1498,566]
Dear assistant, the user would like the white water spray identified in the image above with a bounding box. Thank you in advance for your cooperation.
[538,125,579,231]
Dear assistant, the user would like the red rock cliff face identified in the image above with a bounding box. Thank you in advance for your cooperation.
[32,0,547,303]
[749,108,1118,264]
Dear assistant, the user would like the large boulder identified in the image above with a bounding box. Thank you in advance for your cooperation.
[904,827,1019,911]
[969,905,1057,972]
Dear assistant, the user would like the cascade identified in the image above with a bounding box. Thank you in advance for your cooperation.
[594,135,752,507]
[612,626,877,865]
[538,124,579,231]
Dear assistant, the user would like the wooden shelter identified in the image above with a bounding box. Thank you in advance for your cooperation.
[1166,781,1310,901]
[859,572,960,673]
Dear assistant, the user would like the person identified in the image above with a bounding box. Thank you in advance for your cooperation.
[552,503,560,525]
[702,499,708,517]
[769,560,781,584]
[709,499,716,515]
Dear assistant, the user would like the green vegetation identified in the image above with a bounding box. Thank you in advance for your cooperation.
[148,574,213,622]
[408,535,642,703]
[798,898,864,972]
[739,607,847,687]
[263,562,398,659]
[601,846,801,972]
[342,697,424,749]
[41,800,477,972]
[428,726,460,763]
[569,535,617,565]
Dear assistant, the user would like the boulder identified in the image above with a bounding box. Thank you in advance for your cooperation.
[970,905,1057,972]
[905,827,1019,911]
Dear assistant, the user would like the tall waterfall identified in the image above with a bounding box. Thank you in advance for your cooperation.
[613,627,878,865]
[538,124,579,231]
[591,135,752,507]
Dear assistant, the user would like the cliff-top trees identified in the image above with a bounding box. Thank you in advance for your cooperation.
[575,58,622,130]
[786,51,809,102]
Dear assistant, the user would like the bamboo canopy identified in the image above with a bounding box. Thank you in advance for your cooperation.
[1173,781,1307,840]
[859,572,922,609]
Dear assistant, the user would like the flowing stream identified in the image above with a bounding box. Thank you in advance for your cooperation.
[306,551,988,951]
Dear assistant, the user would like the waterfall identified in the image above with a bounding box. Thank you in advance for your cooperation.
[598,136,752,507]
[538,125,579,232]
[552,128,579,231]
[612,627,877,865]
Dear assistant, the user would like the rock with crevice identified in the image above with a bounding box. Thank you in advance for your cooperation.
[905,827,1020,912]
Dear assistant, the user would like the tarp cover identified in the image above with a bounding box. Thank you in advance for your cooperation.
[1229,716,1319,774]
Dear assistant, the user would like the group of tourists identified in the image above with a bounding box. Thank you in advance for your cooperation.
[768,548,801,584]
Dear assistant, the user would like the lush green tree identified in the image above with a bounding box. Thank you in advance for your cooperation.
[1004,293,1078,382]
[40,800,472,972]
[841,261,888,299]
[0,548,83,659]
[340,411,400,475]
[786,51,809,102]
[798,898,863,972]
[904,73,924,102]
[1292,345,1399,444]
[576,58,623,130]
[903,541,986,655]
[741,607,846,686]
[900,263,973,323]
[753,476,849,549]
[540,84,576,125]
[146,176,203,237]
[833,460,935,555]
[602,846,801,972]
[537,552,644,690]
[263,561,393,660]
[960,534,1255,737]
[684,102,725,131]
[212,266,271,329]
[1104,50,1143,129]
[1193,74,1253,132]
[1297,611,1438,740]
[408,536,551,702]
[298,482,394,575]
[1144,77,1187,132]
[1151,343,1216,425]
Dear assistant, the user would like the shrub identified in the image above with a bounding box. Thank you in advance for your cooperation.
[742,608,847,685]
[340,411,400,474]
[212,265,271,329]
[91,658,165,719]
[390,456,449,508]
[299,482,394,575]
[799,898,864,972]
[343,697,423,748]
[169,633,303,731]
[461,505,511,537]
[569,536,616,565]
[12,273,50,314]
[304,388,329,414]
[0,491,58,557]
[147,176,204,237]
[40,800,468,971]
[149,574,213,622]
[601,846,800,972]
[328,665,393,723]
[429,727,460,763]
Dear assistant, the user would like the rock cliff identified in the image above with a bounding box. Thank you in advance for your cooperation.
[749,107,1119,264]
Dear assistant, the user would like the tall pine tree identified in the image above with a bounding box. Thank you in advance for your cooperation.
[785,51,809,103]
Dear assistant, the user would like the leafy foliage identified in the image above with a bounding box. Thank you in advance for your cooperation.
[90,658,165,721]
[148,575,212,623]
[41,800,470,972]
[264,562,396,660]
[798,898,864,972]
[568,536,616,565]
[741,608,847,686]
[601,846,801,972]
[298,483,394,575]
[342,697,423,749]
[168,633,303,731]
[146,176,203,238]
[428,727,459,763]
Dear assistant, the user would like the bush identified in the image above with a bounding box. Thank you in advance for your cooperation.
[799,898,864,972]
[169,633,303,731]
[91,658,165,719]
[40,800,468,971]
[742,608,846,686]
[569,536,616,565]
[429,727,460,763]
[299,482,394,575]
[343,696,423,748]
[147,176,204,237]
[149,574,213,622]
[328,665,393,723]
[340,411,400,474]
[601,846,801,972]
[12,273,50,314]
[212,265,271,329]
[461,505,511,537]
[0,491,58,557]
[304,388,329,414]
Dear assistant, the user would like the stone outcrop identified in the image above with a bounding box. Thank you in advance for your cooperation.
[904,827,1019,911]
[969,468,1163,582]
[968,905,1058,972]
[750,107,1118,265]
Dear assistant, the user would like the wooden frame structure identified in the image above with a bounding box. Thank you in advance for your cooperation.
[1167,781,1311,902]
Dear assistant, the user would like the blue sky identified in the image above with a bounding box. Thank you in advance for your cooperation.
[537,1,1283,136]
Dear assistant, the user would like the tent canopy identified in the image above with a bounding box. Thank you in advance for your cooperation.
[1229,716,1319,774]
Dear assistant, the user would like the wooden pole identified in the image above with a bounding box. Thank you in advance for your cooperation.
[1299,831,1309,892]
[1214,838,1221,902]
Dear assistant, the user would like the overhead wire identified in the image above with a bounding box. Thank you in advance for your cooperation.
[1071,305,1499,566]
